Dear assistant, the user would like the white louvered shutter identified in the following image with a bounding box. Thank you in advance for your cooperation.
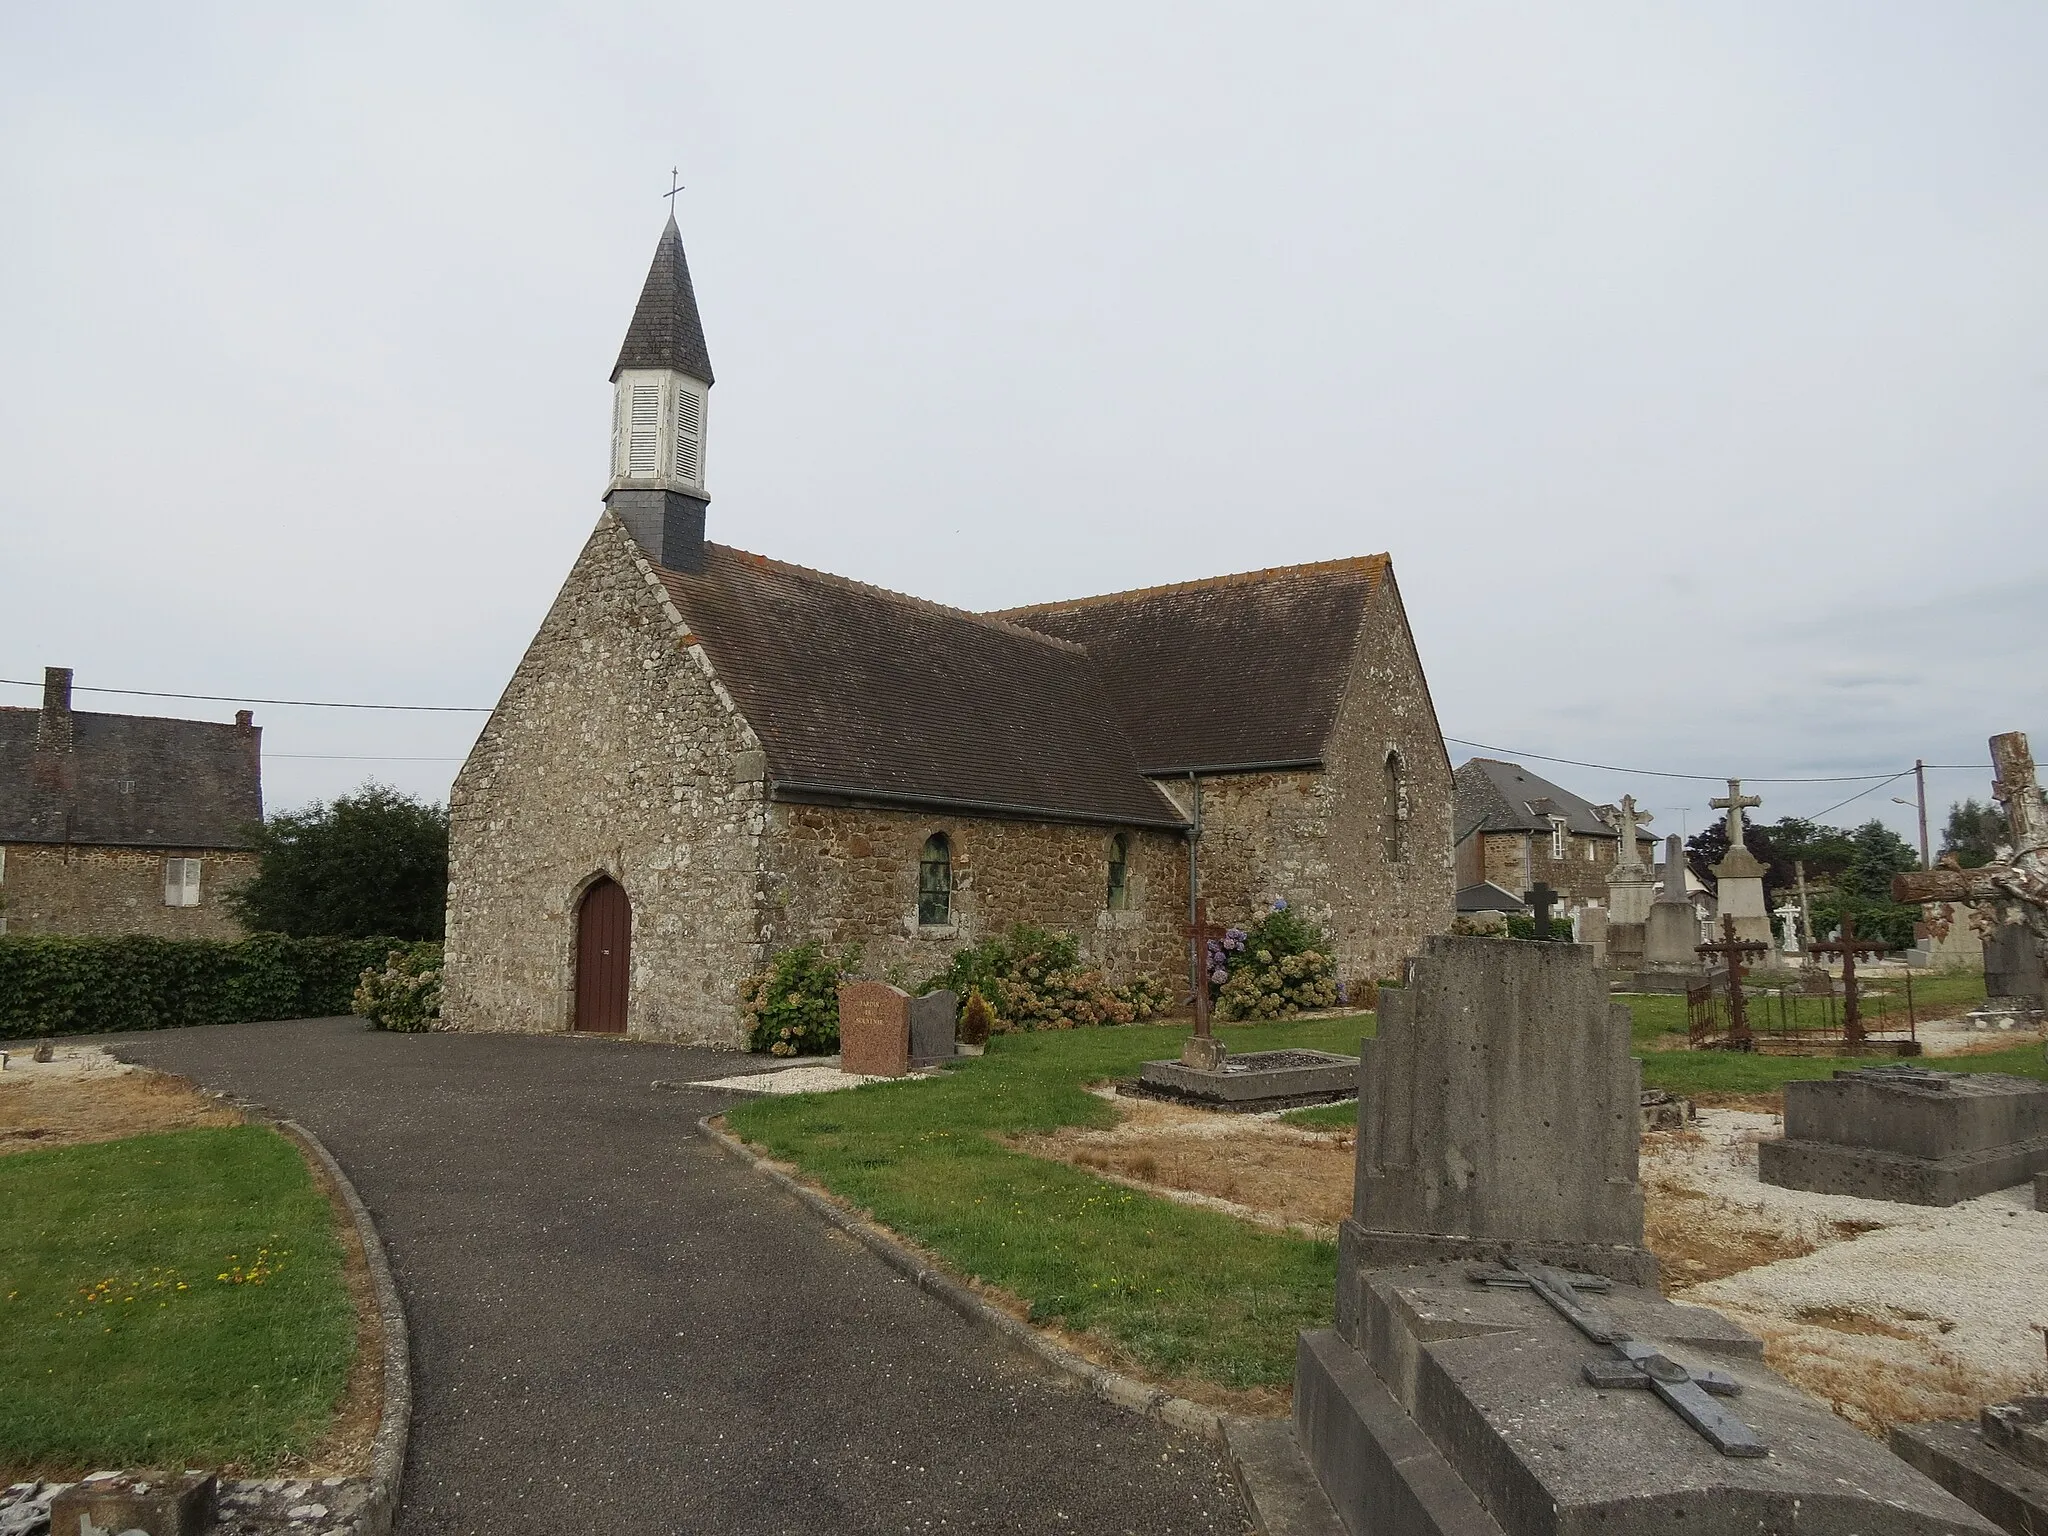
[611,386,624,476]
[164,859,183,906]
[627,382,661,475]
[673,386,703,484]
[184,859,203,906]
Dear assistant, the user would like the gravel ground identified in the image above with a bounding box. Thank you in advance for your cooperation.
[1646,1110,2048,1430]
[103,1018,1251,1536]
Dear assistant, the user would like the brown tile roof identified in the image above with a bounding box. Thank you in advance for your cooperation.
[0,707,263,848]
[994,557,1388,774]
[654,545,1189,828]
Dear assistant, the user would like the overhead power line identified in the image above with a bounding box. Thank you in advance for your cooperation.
[1441,735,1987,785]
[0,677,492,713]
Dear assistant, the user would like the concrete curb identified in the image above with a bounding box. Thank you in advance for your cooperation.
[695,1114,1231,1445]
[279,1120,411,1536]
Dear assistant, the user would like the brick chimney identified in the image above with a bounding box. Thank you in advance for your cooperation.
[37,666,74,753]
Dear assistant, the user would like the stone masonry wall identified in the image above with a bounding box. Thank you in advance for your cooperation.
[443,515,766,1046]
[1166,569,1454,986]
[763,805,1186,989]
[0,844,255,938]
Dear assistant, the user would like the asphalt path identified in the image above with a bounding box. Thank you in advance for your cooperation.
[109,1019,1250,1535]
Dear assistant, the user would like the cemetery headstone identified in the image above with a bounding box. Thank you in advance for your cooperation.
[1893,1394,2048,1536]
[1759,1065,2048,1205]
[1522,880,1560,940]
[1707,779,1772,947]
[908,988,959,1066]
[1603,794,1657,925]
[1773,901,1802,956]
[1634,835,1709,993]
[837,980,911,1077]
[1293,934,1999,1536]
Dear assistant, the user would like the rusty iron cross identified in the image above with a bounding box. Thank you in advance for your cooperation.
[1185,896,1229,1042]
[1697,914,1770,1049]
[1810,914,1890,1046]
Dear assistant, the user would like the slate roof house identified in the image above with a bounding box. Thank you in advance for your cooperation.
[1453,757,1657,911]
[0,667,262,936]
[442,218,1455,1044]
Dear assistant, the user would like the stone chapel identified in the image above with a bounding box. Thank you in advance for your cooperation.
[441,217,1455,1044]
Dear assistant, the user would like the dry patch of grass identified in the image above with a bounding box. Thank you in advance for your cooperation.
[1732,1312,2036,1437]
[1689,1091,1785,1114]
[0,1070,240,1154]
[1005,1095,1354,1237]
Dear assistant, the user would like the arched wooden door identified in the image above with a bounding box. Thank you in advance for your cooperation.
[574,877,631,1034]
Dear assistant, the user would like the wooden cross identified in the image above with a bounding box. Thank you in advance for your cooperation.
[1523,881,1560,941]
[1182,896,1230,1066]
[1709,779,1762,847]
[1810,914,1890,1046]
[1697,914,1769,1049]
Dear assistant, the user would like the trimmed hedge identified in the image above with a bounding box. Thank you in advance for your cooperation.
[0,933,442,1040]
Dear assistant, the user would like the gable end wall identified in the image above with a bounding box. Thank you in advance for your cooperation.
[443,515,765,1044]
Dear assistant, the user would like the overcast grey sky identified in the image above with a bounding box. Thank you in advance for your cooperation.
[3,3,2042,845]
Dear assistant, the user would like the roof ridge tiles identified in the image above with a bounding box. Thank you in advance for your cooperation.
[987,553,1389,619]
[663,544,1091,655]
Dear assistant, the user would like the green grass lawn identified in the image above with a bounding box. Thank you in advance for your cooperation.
[725,989,2038,1396]
[1277,1100,1359,1131]
[725,1016,1372,1393]
[0,1126,355,1477]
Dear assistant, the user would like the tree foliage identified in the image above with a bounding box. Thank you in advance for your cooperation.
[1941,799,2010,869]
[228,783,449,940]
[1685,815,1921,950]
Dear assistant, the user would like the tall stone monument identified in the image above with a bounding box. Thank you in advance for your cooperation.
[1634,834,1707,993]
[1292,934,2001,1536]
[1708,778,1772,948]
[1602,794,1656,974]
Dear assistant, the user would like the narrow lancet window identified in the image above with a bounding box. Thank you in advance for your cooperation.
[1106,834,1130,910]
[1383,752,1406,863]
[918,834,953,926]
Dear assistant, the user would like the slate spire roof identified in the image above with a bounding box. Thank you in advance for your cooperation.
[611,215,714,385]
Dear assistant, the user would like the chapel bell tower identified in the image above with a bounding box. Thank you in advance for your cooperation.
[605,214,713,572]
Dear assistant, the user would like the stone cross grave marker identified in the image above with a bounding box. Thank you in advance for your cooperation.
[1810,914,1891,1046]
[1710,778,1761,845]
[1523,880,1560,940]
[1604,793,1653,876]
[1773,901,1803,955]
[838,980,911,1077]
[1697,913,1770,1049]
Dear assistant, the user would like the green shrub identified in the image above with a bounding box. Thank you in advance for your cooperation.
[741,941,862,1056]
[352,947,443,1032]
[920,924,1169,1033]
[1211,899,1340,1020]
[0,934,438,1040]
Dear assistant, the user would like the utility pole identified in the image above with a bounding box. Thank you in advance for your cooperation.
[1915,758,1930,869]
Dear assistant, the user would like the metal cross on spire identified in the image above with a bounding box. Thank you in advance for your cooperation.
[664,166,685,214]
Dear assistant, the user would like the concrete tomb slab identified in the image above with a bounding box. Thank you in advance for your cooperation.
[908,988,959,1067]
[1290,934,1997,1536]
[1892,1396,2048,1536]
[836,980,911,1078]
[1135,1048,1359,1111]
[1758,1064,2048,1206]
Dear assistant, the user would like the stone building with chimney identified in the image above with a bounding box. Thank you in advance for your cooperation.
[0,667,263,937]
[1452,757,1657,913]
[441,217,1455,1046]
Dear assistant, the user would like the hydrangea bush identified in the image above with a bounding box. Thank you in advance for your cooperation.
[352,946,443,1032]
[1209,898,1342,1020]
[741,940,863,1056]
[922,924,1169,1034]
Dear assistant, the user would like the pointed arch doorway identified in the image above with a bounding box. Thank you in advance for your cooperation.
[574,876,631,1034]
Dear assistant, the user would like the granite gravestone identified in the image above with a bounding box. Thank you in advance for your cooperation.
[1708,780,1772,947]
[908,988,959,1067]
[1292,935,1999,1536]
[1758,1065,2048,1206]
[1894,1394,2048,1536]
[837,980,911,1077]
[1603,795,1657,926]
[1634,836,1708,994]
